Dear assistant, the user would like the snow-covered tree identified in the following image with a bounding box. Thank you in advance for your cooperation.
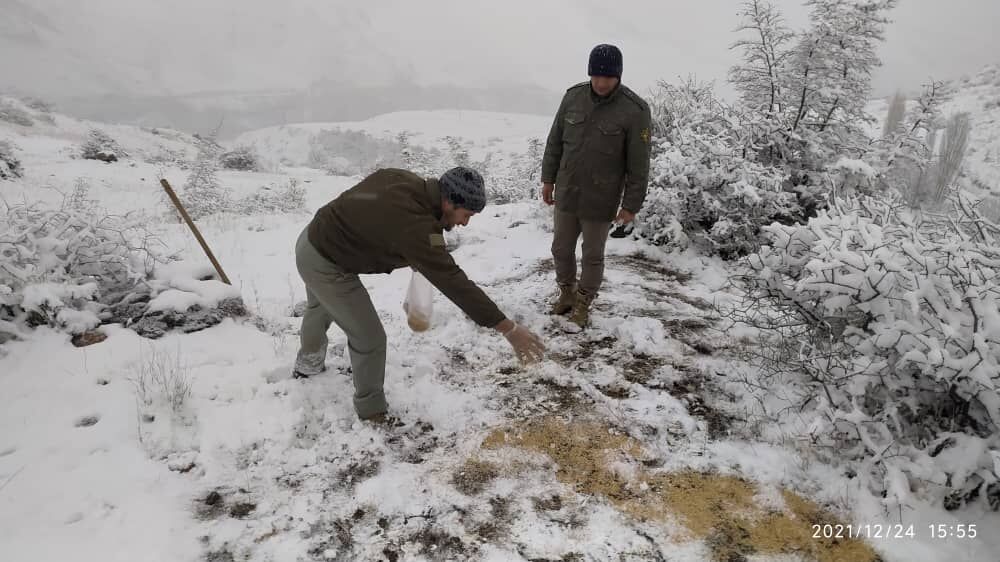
[786,0,892,128]
[876,80,950,203]
[933,112,971,202]
[881,91,906,138]
[724,0,899,169]
[180,138,231,220]
[729,0,794,117]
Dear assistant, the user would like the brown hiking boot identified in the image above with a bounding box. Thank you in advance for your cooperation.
[550,283,577,315]
[362,412,405,428]
[567,290,594,330]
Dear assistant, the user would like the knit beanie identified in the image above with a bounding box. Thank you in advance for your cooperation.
[439,166,486,213]
[588,44,623,78]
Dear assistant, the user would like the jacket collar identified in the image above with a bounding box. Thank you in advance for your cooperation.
[424,177,444,223]
[590,81,623,104]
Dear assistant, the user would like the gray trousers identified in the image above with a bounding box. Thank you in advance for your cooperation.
[294,227,388,418]
[551,208,611,296]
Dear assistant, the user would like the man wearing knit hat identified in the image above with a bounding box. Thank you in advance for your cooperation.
[293,166,546,424]
[541,43,653,330]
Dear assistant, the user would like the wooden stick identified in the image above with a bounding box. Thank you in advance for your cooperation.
[159,178,232,285]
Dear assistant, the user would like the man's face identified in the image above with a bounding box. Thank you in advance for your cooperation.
[591,76,619,97]
[442,199,476,231]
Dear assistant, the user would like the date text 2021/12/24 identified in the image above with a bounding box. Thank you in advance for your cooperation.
[811,524,977,539]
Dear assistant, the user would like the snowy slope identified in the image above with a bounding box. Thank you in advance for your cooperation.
[2,107,998,562]
[0,95,203,180]
[866,63,1000,197]
[945,65,1000,196]
[233,110,554,168]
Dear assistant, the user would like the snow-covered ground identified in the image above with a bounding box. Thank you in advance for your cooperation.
[2,102,998,561]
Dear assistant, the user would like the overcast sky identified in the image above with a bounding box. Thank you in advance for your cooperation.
[5,0,1000,101]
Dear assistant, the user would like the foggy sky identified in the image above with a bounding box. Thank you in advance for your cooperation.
[5,0,1000,101]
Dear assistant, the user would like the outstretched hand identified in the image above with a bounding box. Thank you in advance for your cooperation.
[504,324,546,364]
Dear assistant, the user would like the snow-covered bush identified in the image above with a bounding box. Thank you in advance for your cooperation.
[81,128,129,162]
[307,129,405,175]
[827,156,878,197]
[0,196,171,344]
[146,147,191,170]
[397,131,441,177]
[479,138,543,205]
[0,101,33,127]
[236,178,306,215]
[219,145,259,172]
[634,80,817,258]
[727,192,1000,511]
[65,177,98,213]
[22,96,54,114]
[178,140,231,220]
[444,135,471,167]
[0,140,22,180]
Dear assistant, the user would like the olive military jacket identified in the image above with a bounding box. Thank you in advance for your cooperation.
[307,168,506,328]
[541,82,652,222]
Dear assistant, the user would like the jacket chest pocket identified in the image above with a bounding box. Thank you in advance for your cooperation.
[596,122,625,155]
[563,112,587,144]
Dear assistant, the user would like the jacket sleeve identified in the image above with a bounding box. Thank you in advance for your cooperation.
[394,218,506,328]
[621,104,653,214]
[541,94,569,184]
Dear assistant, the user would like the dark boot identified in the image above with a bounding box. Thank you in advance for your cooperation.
[549,283,577,315]
[292,365,326,379]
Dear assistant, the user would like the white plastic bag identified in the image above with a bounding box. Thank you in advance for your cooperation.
[403,269,434,332]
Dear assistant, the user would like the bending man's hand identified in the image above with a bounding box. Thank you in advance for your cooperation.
[503,323,546,364]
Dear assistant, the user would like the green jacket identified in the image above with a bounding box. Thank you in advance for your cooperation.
[307,168,506,328]
[541,81,652,222]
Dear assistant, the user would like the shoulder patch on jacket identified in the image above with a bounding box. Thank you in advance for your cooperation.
[428,233,446,246]
[621,87,650,112]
